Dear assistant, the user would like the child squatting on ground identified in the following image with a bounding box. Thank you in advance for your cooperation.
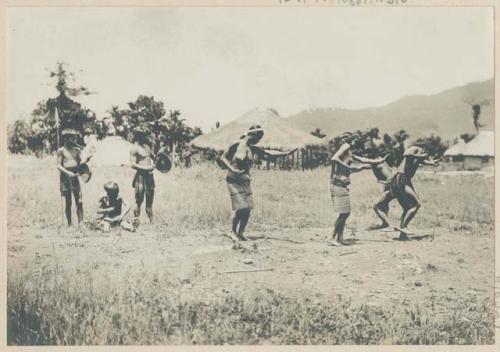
[96,181,137,232]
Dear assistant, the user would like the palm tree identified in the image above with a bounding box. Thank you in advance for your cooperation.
[463,98,489,133]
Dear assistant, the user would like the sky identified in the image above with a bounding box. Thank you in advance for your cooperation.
[7,7,494,132]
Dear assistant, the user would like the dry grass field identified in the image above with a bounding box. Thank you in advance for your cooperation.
[7,155,495,345]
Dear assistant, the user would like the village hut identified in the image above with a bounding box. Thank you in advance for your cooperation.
[90,135,134,167]
[443,138,467,162]
[444,130,494,170]
[190,108,328,169]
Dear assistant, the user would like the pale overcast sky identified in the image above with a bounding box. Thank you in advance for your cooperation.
[7,7,493,131]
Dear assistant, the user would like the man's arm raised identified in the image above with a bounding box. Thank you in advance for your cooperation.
[421,158,440,167]
[352,154,388,165]
[350,164,372,173]
[250,145,297,161]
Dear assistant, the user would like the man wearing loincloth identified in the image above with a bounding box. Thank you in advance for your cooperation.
[352,149,410,230]
[329,133,372,246]
[388,145,440,239]
[130,126,156,224]
[57,128,90,226]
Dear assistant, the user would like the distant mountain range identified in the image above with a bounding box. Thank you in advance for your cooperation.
[284,79,494,142]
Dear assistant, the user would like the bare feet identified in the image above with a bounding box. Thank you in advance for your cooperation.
[132,218,140,230]
[367,223,390,231]
[394,227,411,240]
[229,232,239,242]
[326,239,344,246]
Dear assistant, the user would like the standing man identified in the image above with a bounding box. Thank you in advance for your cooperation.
[390,145,440,239]
[352,151,403,230]
[130,127,156,224]
[57,128,89,226]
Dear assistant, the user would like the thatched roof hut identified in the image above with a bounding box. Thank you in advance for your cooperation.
[443,130,494,170]
[190,108,327,151]
[444,131,494,157]
[443,138,467,157]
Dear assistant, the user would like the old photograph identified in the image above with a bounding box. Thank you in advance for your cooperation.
[5,4,495,346]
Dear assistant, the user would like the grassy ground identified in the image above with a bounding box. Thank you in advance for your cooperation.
[7,157,496,345]
[8,267,493,345]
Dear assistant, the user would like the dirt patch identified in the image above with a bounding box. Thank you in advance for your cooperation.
[8,223,494,308]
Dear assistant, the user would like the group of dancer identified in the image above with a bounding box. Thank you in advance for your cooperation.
[328,132,439,244]
[57,125,439,244]
[218,127,439,244]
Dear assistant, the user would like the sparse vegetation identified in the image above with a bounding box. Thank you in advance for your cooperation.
[7,160,495,345]
[7,267,494,345]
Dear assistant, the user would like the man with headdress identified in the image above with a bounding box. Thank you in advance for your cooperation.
[352,139,410,230]
[57,128,90,226]
[388,145,440,239]
[219,125,295,242]
[130,126,156,223]
[328,132,372,246]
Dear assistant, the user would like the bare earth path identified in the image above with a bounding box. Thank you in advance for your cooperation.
[8,222,494,307]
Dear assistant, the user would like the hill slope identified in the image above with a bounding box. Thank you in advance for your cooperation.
[285,79,494,141]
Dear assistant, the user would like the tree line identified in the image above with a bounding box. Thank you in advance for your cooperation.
[308,126,478,169]
[8,63,475,168]
[7,63,203,159]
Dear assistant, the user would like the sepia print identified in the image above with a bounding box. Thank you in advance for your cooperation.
[5,3,496,347]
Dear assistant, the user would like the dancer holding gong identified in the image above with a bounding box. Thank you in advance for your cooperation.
[57,128,92,226]
[130,126,156,224]
[220,125,295,242]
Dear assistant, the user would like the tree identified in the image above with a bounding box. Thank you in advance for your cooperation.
[414,135,448,159]
[107,96,203,164]
[8,62,100,156]
[310,128,326,139]
[110,95,166,143]
[460,133,476,143]
[46,62,97,139]
[463,98,489,133]
[329,128,381,156]
[50,62,94,97]
[329,128,408,167]
[7,120,30,154]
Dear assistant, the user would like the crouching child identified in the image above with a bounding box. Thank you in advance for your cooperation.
[96,181,137,232]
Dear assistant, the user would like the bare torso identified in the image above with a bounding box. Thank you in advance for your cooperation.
[331,152,352,185]
[227,140,254,175]
[131,143,153,168]
[399,157,421,180]
[58,146,81,169]
[372,162,394,182]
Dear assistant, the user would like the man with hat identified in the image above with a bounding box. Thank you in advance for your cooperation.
[390,144,440,239]
[96,181,135,232]
[130,126,156,223]
[57,128,90,226]
[351,138,410,230]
